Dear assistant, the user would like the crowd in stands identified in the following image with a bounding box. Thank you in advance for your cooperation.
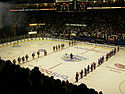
[0,10,125,43]
[0,59,103,94]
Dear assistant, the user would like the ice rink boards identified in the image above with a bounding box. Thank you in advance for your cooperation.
[0,39,125,94]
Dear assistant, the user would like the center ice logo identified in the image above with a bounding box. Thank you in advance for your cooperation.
[61,54,87,62]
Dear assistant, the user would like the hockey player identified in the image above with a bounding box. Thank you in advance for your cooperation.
[22,56,25,63]
[62,43,65,48]
[53,46,55,51]
[70,53,73,59]
[117,46,119,52]
[37,51,40,58]
[71,41,74,46]
[75,72,79,82]
[13,59,16,64]
[69,41,71,46]
[106,53,109,61]
[17,57,21,64]
[87,65,90,73]
[65,53,68,58]
[98,58,100,66]
[93,62,96,70]
[61,44,64,49]
[80,69,83,78]
[111,50,113,57]
[100,57,102,65]
[56,45,58,51]
[25,54,29,62]
[32,53,35,59]
[84,68,87,76]
[91,63,93,72]
[102,56,104,63]
[58,45,60,50]
[114,48,116,55]
[44,50,47,56]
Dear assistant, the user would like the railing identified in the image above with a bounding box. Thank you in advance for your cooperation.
[0,34,125,50]
[73,37,125,46]
[0,34,67,44]
[0,34,69,47]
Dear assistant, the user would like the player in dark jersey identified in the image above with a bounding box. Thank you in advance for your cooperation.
[75,72,79,82]
[44,50,47,56]
[80,69,83,78]
[37,51,40,58]
[56,45,58,51]
[25,54,29,62]
[70,53,73,59]
[93,62,96,70]
[117,46,119,52]
[84,68,87,76]
[69,41,71,46]
[13,59,16,64]
[58,45,60,50]
[32,53,35,59]
[91,63,93,72]
[106,53,108,61]
[22,56,25,63]
[53,46,55,51]
[114,48,116,55]
[17,57,21,64]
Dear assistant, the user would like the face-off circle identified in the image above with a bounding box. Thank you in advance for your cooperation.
[61,54,87,62]
[115,63,125,69]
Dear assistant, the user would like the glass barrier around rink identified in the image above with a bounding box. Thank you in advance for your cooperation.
[0,33,67,47]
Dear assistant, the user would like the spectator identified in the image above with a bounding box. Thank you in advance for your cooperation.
[0,59,101,94]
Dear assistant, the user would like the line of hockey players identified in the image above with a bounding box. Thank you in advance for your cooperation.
[12,49,47,64]
[53,43,65,51]
[75,46,120,82]
[12,41,76,64]
[52,40,77,52]
[68,40,77,46]
[12,40,77,64]
[106,46,119,61]
[75,62,97,82]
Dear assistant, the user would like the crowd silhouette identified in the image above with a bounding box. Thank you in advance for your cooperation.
[0,59,103,94]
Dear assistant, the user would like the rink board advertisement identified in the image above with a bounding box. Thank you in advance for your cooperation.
[28,64,68,80]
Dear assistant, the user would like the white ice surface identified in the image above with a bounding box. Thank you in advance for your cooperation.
[0,40,125,94]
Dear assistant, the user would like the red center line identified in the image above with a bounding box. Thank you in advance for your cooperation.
[48,63,62,70]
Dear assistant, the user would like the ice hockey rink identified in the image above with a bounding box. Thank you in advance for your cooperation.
[0,38,125,94]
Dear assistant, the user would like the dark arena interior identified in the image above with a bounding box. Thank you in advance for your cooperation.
[0,0,125,94]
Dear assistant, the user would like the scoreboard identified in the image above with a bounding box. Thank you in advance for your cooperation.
[56,0,73,2]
